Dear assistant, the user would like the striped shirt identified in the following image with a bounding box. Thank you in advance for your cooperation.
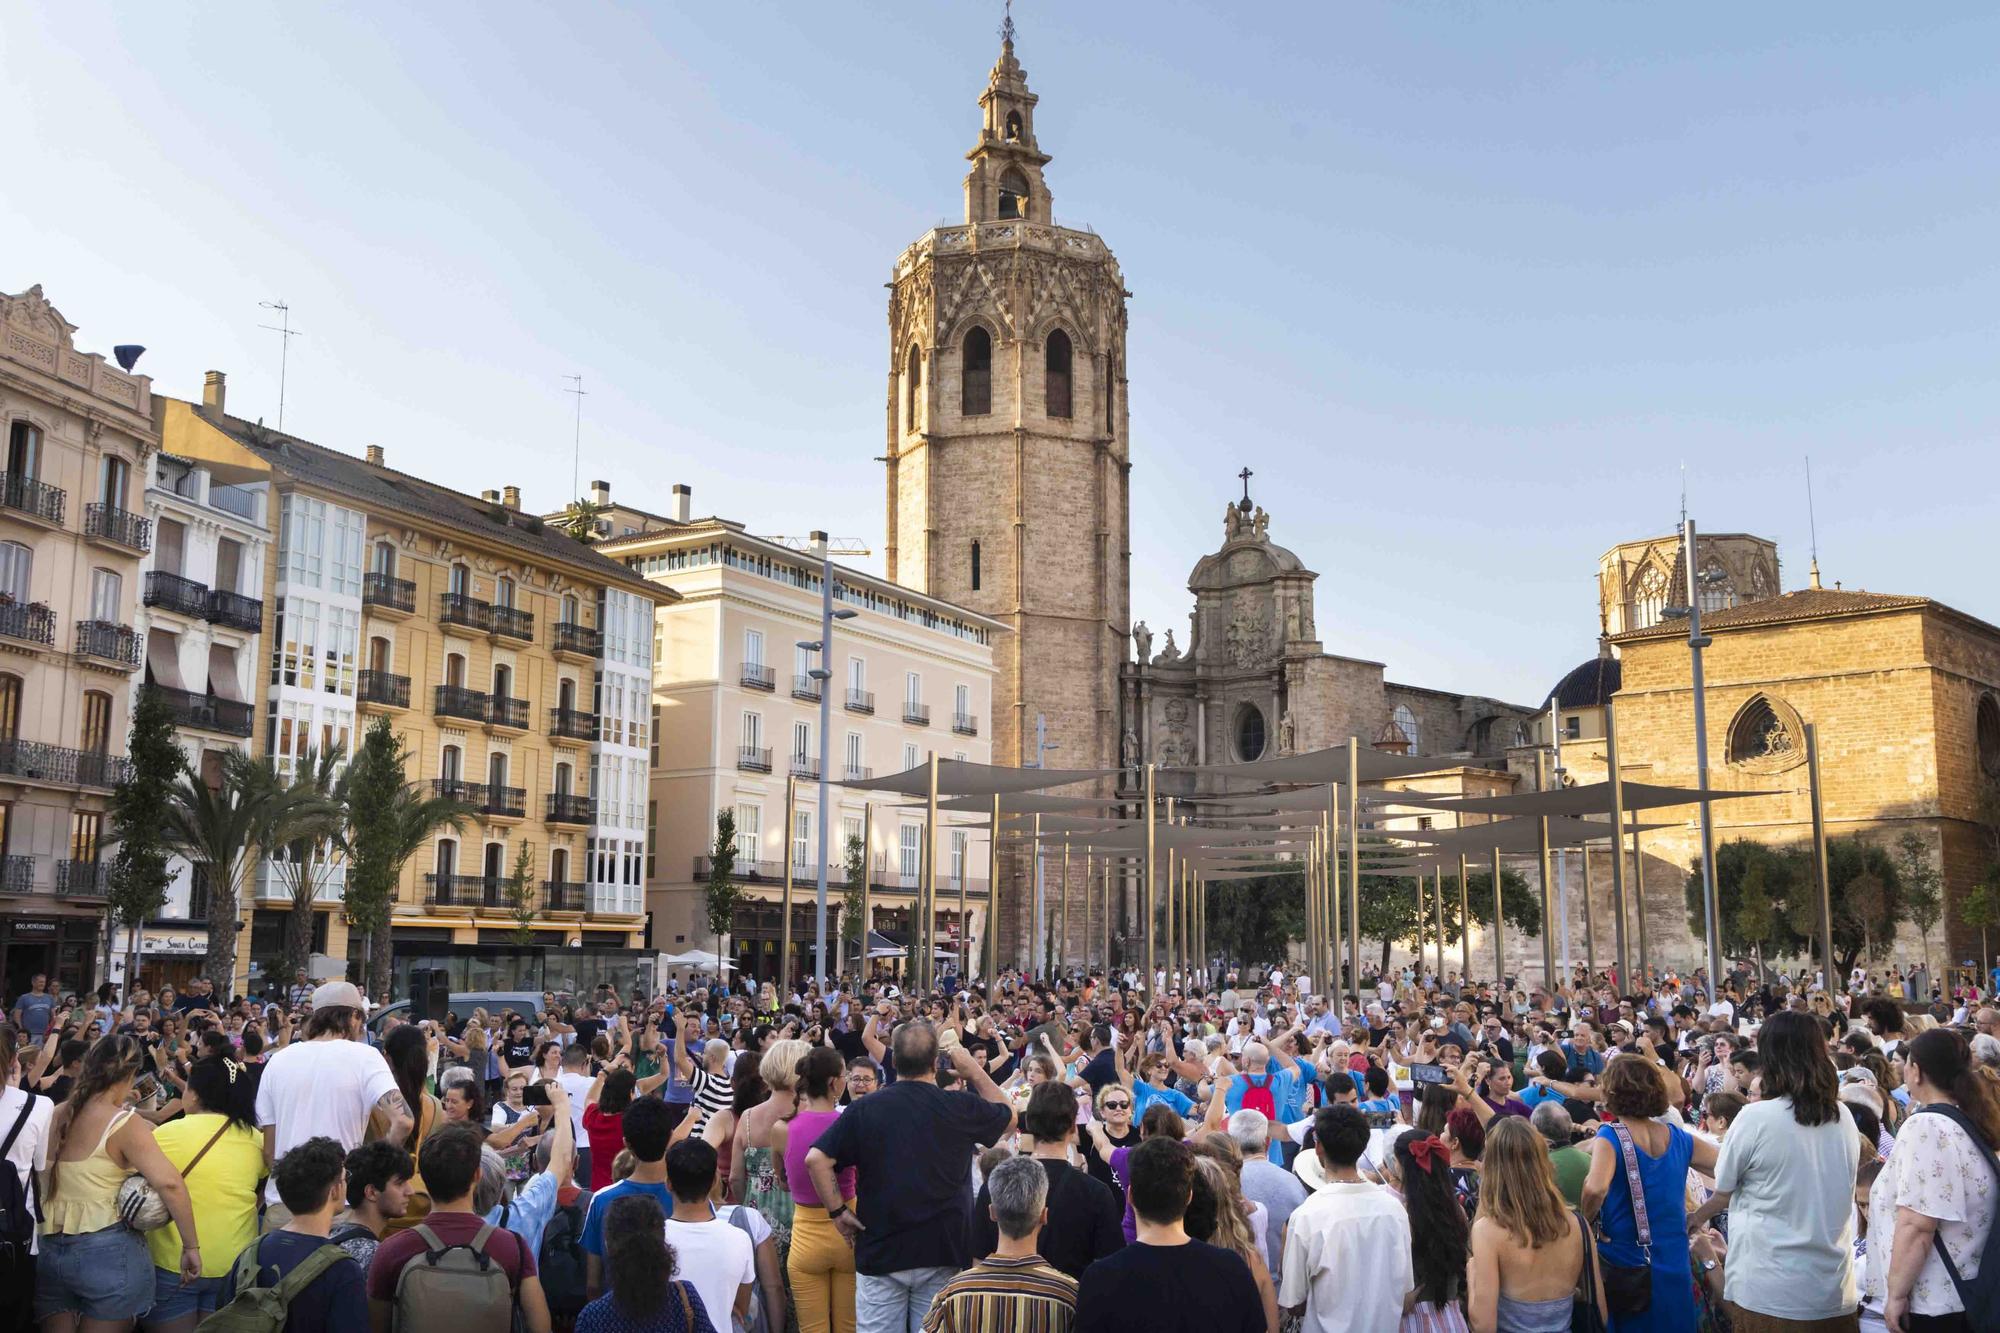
[689,1066,733,1129]
[922,1254,1078,1333]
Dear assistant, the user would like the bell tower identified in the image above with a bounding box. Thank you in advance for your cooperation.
[884,24,1132,962]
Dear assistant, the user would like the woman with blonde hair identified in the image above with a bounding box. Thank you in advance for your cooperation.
[735,1036,809,1323]
[1187,1155,1279,1333]
[1468,1117,1604,1333]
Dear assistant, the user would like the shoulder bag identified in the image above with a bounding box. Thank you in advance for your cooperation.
[1593,1122,1653,1317]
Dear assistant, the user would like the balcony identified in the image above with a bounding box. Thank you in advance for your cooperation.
[741,663,775,692]
[84,503,151,553]
[0,472,64,526]
[0,855,34,894]
[903,701,931,726]
[434,685,490,723]
[789,754,820,780]
[56,860,110,898]
[552,622,601,658]
[489,604,534,643]
[205,589,263,632]
[844,688,875,715]
[438,592,491,634]
[487,695,529,731]
[548,708,596,742]
[430,777,487,805]
[693,855,821,884]
[425,873,502,910]
[148,685,254,738]
[358,670,411,709]
[543,880,586,913]
[362,572,417,615]
[0,740,130,788]
[144,571,209,617]
[953,712,979,737]
[737,745,773,773]
[546,792,595,825]
[843,764,873,782]
[74,621,140,670]
[792,674,823,702]
[0,601,56,648]
[483,785,527,819]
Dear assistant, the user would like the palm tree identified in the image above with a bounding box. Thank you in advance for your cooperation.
[553,497,609,546]
[167,751,320,1000]
[267,746,346,988]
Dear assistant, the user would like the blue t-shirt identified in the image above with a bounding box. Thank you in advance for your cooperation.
[1519,1082,1567,1111]
[13,992,54,1039]
[1130,1079,1195,1124]
[581,1179,674,1257]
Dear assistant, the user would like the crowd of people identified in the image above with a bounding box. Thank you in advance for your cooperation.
[3,955,1998,1333]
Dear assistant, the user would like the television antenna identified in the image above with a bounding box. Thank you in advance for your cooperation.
[257,301,302,431]
[563,374,587,499]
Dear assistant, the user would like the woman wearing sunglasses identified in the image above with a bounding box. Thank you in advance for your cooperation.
[1079,1085,1139,1192]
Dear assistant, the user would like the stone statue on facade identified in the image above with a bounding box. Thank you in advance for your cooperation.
[1131,620,1152,664]
[1155,628,1181,663]
[1279,709,1296,754]
[1121,726,1139,767]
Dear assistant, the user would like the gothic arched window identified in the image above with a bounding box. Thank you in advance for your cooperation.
[1979,693,2000,777]
[1698,561,1734,615]
[904,344,923,434]
[999,167,1030,220]
[1045,330,1072,419]
[1236,705,1266,762]
[1392,703,1420,754]
[962,327,991,416]
[1726,693,1804,772]
[1632,566,1668,629]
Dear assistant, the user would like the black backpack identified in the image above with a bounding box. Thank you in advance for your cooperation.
[1913,1104,2000,1325]
[537,1191,590,1318]
[0,1092,41,1283]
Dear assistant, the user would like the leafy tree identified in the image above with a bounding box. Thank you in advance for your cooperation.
[839,833,866,974]
[705,811,744,961]
[1357,865,1542,972]
[554,497,609,546]
[1204,870,1306,972]
[1734,855,1782,983]
[1961,868,2000,978]
[1688,835,1903,977]
[267,746,345,988]
[107,687,180,988]
[507,842,539,944]
[167,751,316,1000]
[1895,832,1943,984]
[341,719,473,999]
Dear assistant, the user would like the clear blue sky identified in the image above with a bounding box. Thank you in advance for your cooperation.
[7,5,1997,705]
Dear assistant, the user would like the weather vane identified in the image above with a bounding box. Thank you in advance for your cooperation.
[1000,0,1015,45]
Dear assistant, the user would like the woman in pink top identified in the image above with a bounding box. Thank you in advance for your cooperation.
[772,1047,854,1333]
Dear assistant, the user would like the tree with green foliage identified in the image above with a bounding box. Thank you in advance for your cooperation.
[1688,835,1903,977]
[554,497,609,546]
[1895,831,1943,984]
[1204,871,1306,972]
[507,842,539,944]
[107,687,181,988]
[167,751,318,1000]
[267,746,345,988]
[341,718,473,999]
[705,811,743,962]
[839,833,866,976]
[1734,854,1782,983]
[1356,865,1542,973]
[1962,869,2000,978]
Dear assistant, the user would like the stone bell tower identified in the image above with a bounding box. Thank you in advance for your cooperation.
[884,23,1132,965]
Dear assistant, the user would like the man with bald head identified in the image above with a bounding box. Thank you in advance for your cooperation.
[1221,1026,1306,1164]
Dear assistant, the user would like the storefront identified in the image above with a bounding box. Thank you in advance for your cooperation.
[107,926,211,995]
[2,914,101,1000]
[383,941,654,1004]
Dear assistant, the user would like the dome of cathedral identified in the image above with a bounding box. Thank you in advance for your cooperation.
[1544,654,1621,710]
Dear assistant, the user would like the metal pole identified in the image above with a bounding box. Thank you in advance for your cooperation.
[811,540,835,991]
[1101,856,1112,979]
[1557,850,1570,980]
[1083,850,1094,974]
[1806,723,1838,994]
[1328,796,1343,1002]
[1032,811,1044,982]
[1535,750,1555,989]
[1605,701,1632,989]
[1305,827,1319,994]
[1415,865,1426,979]
[1684,517,1724,993]
[1346,739,1361,1005]
[1581,840,1597,980]
[1632,827,1650,986]
[861,802,874,985]
[1163,798,1177,990]
[957,818,968,987]
[1492,844,1505,986]
[1060,836,1071,980]
[922,753,938,993]
[1433,865,1446,982]
[1458,852,1471,980]
[1144,764,1157,999]
[781,773,797,994]
[987,795,1001,983]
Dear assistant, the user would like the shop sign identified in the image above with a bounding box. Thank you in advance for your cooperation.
[11,920,58,937]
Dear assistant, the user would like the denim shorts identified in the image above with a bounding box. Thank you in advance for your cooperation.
[33,1225,156,1322]
[150,1268,230,1322]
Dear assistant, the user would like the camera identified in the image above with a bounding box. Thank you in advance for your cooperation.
[523,1083,552,1107]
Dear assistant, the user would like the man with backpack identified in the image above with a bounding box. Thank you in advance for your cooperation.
[210,1135,368,1332]
[365,1122,552,1333]
[1221,1035,1305,1164]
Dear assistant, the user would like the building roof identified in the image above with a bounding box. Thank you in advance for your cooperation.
[1545,654,1621,709]
[198,408,657,595]
[1610,587,1941,642]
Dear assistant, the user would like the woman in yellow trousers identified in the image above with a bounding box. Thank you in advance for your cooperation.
[774,1048,856,1333]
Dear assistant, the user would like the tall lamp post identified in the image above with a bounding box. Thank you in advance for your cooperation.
[800,531,858,991]
[1028,714,1059,979]
[1661,517,1724,992]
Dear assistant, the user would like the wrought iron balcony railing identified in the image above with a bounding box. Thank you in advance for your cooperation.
[362,572,417,613]
[56,860,110,898]
[487,695,529,730]
[434,685,489,723]
[438,592,491,632]
[844,689,875,714]
[74,621,141,669]
[358,670,411,708]
[542,880,586,912]
[737,745,772,772]
[903,702,931,726]
[0,472,64,524]
[0,601,56,647]
[484,785,527,818]
[144,571,209,617]
[84,503,151,552]
[205,589,263,631]
[0,739,130,788]
[546,793,595,824]
[147,685,254,737]
[952,712,979,736]
[792,674,823,702]
[552,622,601,656]
[489,605,534,642]
[741,663,775,691]
[548,707,597,741]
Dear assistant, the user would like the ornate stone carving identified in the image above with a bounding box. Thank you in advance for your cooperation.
[1225,606,1267,669]
[1279,709,1296,754]
[1131,620,1151,664]
[1154,629,1180,664]
[1121,726,1139,767]
[1163,699,1189,725]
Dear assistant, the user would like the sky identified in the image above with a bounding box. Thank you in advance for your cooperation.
[5,4,1998,706]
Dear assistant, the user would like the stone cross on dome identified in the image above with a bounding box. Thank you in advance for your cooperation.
[1238,466,1254,511]
[1000,0,1014,46]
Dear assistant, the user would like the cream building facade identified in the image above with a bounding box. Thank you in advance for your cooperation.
[0,285,152,998]
[600,490,1000,983]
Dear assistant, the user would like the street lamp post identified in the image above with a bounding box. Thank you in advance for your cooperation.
[801,531,858,992]
[1662,517,1724,992]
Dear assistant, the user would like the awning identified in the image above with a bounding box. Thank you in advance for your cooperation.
[1165,745,1459,785]
[146,629,186,691]
[843,759,1114,797]
[933,793,1128,814]
[208,643,243,701]
[1404,780,1782,818]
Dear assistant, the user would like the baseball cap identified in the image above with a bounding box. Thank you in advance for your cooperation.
[309,981,366,1011]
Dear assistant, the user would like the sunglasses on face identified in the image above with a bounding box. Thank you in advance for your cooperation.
[1100,1099,1131,1111]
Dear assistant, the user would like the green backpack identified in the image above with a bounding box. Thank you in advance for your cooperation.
[195,1237,351,1333]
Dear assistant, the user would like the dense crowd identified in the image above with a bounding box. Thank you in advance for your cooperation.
[3,957,1998,1333]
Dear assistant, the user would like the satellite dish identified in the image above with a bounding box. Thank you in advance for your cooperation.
[114,345,146,371]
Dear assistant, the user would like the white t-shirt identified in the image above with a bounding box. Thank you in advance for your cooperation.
[0,1086,54,1254]
[1712,1096,1859,1319]
[253,1037,399,1204]
[1278,1180,1414,1333]
[664,1213,757,1329]
[556,1070,595,1139]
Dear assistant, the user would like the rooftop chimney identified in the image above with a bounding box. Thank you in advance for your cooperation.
[502,485,521,511]
[202,370,226,415]
[589,479,611,507]
[481,489,501,504]
[672,484,691,524]
[365,444,384,467]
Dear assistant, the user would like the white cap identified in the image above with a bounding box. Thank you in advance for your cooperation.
[309,981,366,1011]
